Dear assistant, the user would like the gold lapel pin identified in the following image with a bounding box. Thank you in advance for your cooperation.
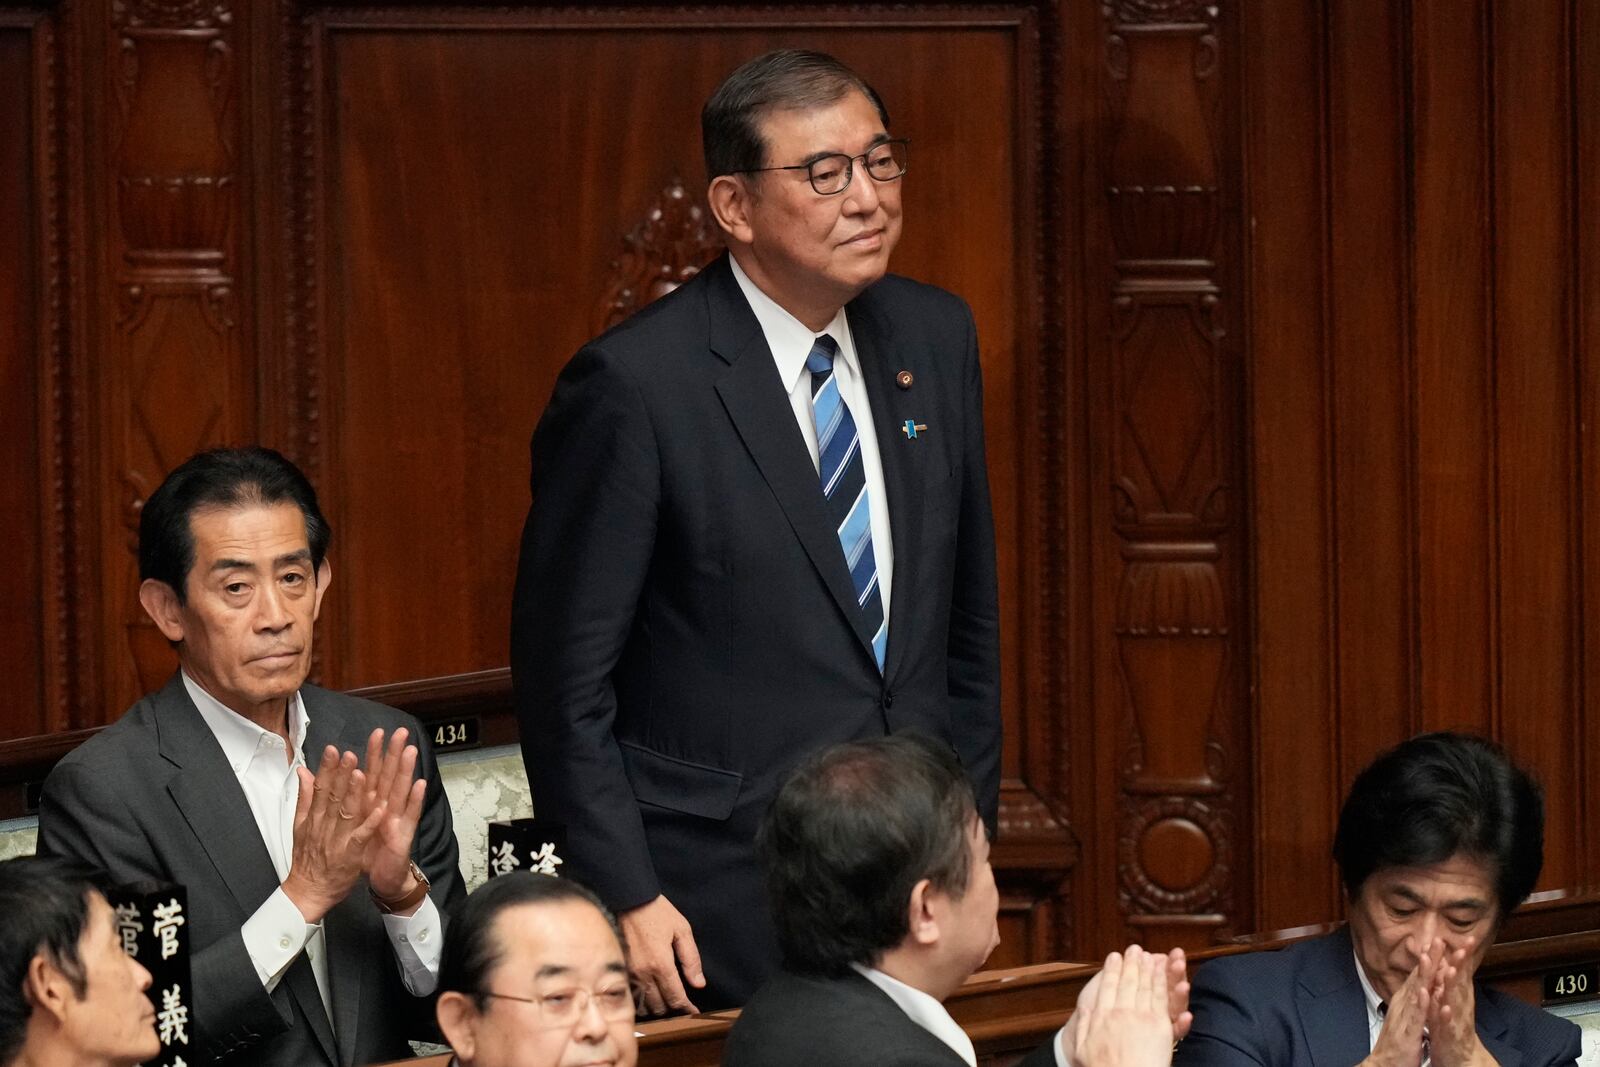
[896,370,914,390]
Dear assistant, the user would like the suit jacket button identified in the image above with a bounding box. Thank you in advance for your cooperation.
[881,692,894,709]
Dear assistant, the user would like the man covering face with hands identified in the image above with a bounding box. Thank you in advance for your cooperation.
[1176,732,1579,1067]
[39,446,464,1067]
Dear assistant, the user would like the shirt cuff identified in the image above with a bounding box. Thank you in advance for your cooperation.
[241,888,317,991]
[1053,1024,1070,1067]
[381,894,442,995]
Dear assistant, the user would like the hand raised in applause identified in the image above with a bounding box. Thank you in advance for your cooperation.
[358,727,428,907]
[281,745,385,923]
[620,894,706,1016]
[1165,946,1193,1040]
[1065,945,1177,1067]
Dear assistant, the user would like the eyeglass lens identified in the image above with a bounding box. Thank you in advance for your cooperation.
[809,141,908,194]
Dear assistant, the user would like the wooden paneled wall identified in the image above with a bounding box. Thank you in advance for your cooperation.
[0,0,1595,968]
[1242,0,1600,933]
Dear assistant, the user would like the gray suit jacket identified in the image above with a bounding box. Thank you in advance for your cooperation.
[1174,927,1581,1067]
[37,674,465,1067]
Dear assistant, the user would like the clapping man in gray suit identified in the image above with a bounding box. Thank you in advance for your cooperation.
[38,446,464,1067]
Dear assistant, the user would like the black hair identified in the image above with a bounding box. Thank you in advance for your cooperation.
[1333,731,1545,920]
[701,49,890,180]
[758,732,976,977]
[438,874,625,1010]
[138,446,331,605]
[0,857,111,1064]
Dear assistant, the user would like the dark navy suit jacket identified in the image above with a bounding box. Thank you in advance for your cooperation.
[1174,927,1581,1067]
[512,254,1002,1007]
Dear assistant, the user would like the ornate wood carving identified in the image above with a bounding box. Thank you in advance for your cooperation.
[107,0,244,701]
[595,177,722,334]
[1102,1,1243,946]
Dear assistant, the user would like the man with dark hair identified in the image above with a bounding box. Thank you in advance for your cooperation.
[1176,732,1581,1067]
[513,46,1002,1013]
[725,734,1189,1067]
[0,856,160,1067]
[435,873,636,1067]
[39,446,465,1067]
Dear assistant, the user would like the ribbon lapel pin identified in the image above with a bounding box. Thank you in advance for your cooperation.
[901,419,928,439]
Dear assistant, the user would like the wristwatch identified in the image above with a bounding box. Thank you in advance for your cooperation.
[371,861,431,914]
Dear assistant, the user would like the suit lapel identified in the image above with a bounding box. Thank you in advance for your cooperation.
[849,292,923,682]
[1474,987,1522,1067]
[707,257,881,666]
[1294,928,1371,1067]
[302,688,365,1067]
[155,674,340,1065]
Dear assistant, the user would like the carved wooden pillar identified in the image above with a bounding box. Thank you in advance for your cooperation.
[594,177,722,334]
[1101,0,1248,948]
[99,0,251,710]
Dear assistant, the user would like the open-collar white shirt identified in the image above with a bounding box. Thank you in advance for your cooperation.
[730,254,894,632]
[183,672,442,1032]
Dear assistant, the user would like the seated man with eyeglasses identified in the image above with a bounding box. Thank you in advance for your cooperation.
[435,874,636,1067]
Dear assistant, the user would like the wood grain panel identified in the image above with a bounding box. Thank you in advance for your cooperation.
[1578,0,1600,882]
[1326,0,1415,786]
[1241,0,1338,930]
[0,24,46,735]
[1410,0,1495,735]
[1490,0,1577,891]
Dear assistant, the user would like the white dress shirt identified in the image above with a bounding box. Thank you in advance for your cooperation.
[730,255,895,632]
[852,964,976,1065]
[183,672,443,1032]
[1355,948,1430,1066]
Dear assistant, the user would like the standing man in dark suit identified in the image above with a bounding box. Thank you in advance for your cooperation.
[1175,733,1581,1067]
[512,49,1001,1013]
[39,447,465,1067]
[725,733,1189,1067]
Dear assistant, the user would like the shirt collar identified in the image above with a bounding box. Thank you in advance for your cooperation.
[728,253,856,394]
[850,963,976,1067]
[1353,945,1385,1028]
[181,670,309,775]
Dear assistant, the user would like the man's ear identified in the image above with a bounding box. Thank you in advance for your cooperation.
[312,558,332,622]
[24,953,70,1026]
[138,579,186,643]
[435,991,478,1062]
[905,877,940,948]
[707,175,755,246]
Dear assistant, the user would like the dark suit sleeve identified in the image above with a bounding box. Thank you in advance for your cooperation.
[1479,986,1583,1067]
[948,302,1003,832]
[38,759,293,1057]
[406,712,466,917]
[1015,1037,1064,1067]
[1172,960,1272,1067]
[511,343,663,912]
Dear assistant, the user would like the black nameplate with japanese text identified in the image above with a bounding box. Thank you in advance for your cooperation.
[430,716,480,752]
[105,881,193,1067]
[488,819,568,879]
[1544,963,1599,1004]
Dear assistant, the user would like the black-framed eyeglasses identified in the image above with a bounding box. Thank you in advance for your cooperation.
[481,984,636,1028]
[739,138,910,195]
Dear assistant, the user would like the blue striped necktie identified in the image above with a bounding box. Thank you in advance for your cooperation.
[807,334,886,671]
